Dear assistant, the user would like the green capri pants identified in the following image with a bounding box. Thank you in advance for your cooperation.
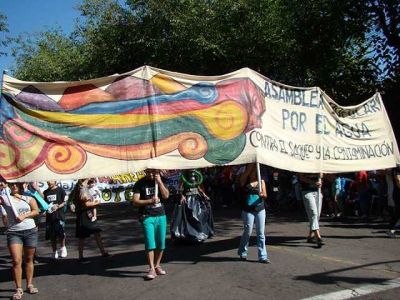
[142,215,167,250]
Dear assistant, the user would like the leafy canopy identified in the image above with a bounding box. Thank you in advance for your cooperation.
[8,0,399,106]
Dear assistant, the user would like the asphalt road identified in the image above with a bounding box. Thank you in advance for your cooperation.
[1,202,399,300]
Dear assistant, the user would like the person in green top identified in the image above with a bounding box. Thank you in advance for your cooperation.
[237,164,270,263]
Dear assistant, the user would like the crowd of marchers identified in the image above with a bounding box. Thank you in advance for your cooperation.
[1,165,399,300]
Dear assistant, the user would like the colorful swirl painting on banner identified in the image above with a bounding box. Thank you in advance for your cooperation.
[0,67,265,180]
[1,66,399,181]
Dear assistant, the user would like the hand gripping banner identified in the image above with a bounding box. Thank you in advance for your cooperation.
[1,66,399,181]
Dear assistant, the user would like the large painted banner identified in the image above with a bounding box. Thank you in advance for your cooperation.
[1,66,399,181]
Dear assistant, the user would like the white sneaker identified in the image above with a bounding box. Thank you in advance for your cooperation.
[386,230,396,238]
[53,251,59,259]
[60,246,68,258]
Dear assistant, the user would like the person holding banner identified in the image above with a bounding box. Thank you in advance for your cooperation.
[0,181,40,300]
[132,169,170,280]
[237,163,270,263]
[298,173,324,247]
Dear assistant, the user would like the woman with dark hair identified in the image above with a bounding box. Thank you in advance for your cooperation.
[237,164,269,263]
[171,169,214,243]
[132,169,170,280]
[0,181,39,300]
[73,179,109,262]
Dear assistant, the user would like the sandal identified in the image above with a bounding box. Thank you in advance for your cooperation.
[155,265,166,275]
[27,284,39,294]
[12,288,23,300]
[146,269,157,280]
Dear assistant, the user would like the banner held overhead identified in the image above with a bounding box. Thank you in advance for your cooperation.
[1,66,399,181]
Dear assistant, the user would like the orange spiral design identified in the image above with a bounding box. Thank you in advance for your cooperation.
[80,132,208,161]
[178,134,208,160]
[45,144,87,174]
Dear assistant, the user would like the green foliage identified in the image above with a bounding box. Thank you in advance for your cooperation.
[12,29,85,81]
[0,12,9,57]
[366,0,400,81]
[9,0,399,106]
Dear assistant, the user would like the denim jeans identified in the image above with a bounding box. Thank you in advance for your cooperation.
[302,190,322,231]
[238,209,267,261]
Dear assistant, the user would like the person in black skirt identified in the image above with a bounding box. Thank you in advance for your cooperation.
[73,179,109,262]
[170,169,214,243]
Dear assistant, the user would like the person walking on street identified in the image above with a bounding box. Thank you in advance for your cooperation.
[132,169,170,280]
[0,181,40,300]
[170,169,214,243]
[74,179,109,262]
[237,163,270,263]
[299,173,324,247]
[44,181,68,259]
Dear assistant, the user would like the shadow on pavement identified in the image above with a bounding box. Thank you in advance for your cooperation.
[294,260,400,285]
[323,223,388,230]
[0,236,244,281]
[0,230,312,283]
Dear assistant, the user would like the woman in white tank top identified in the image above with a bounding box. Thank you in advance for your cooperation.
[0,181,39,300]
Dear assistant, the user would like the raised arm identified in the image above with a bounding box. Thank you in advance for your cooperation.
[239,165,253,187]
[155,173,169,200]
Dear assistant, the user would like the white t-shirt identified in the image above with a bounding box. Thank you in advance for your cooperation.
[0,205,6,216]
[0,195,36,231]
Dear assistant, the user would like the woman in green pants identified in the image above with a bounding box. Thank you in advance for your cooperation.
[133,169,170,280]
